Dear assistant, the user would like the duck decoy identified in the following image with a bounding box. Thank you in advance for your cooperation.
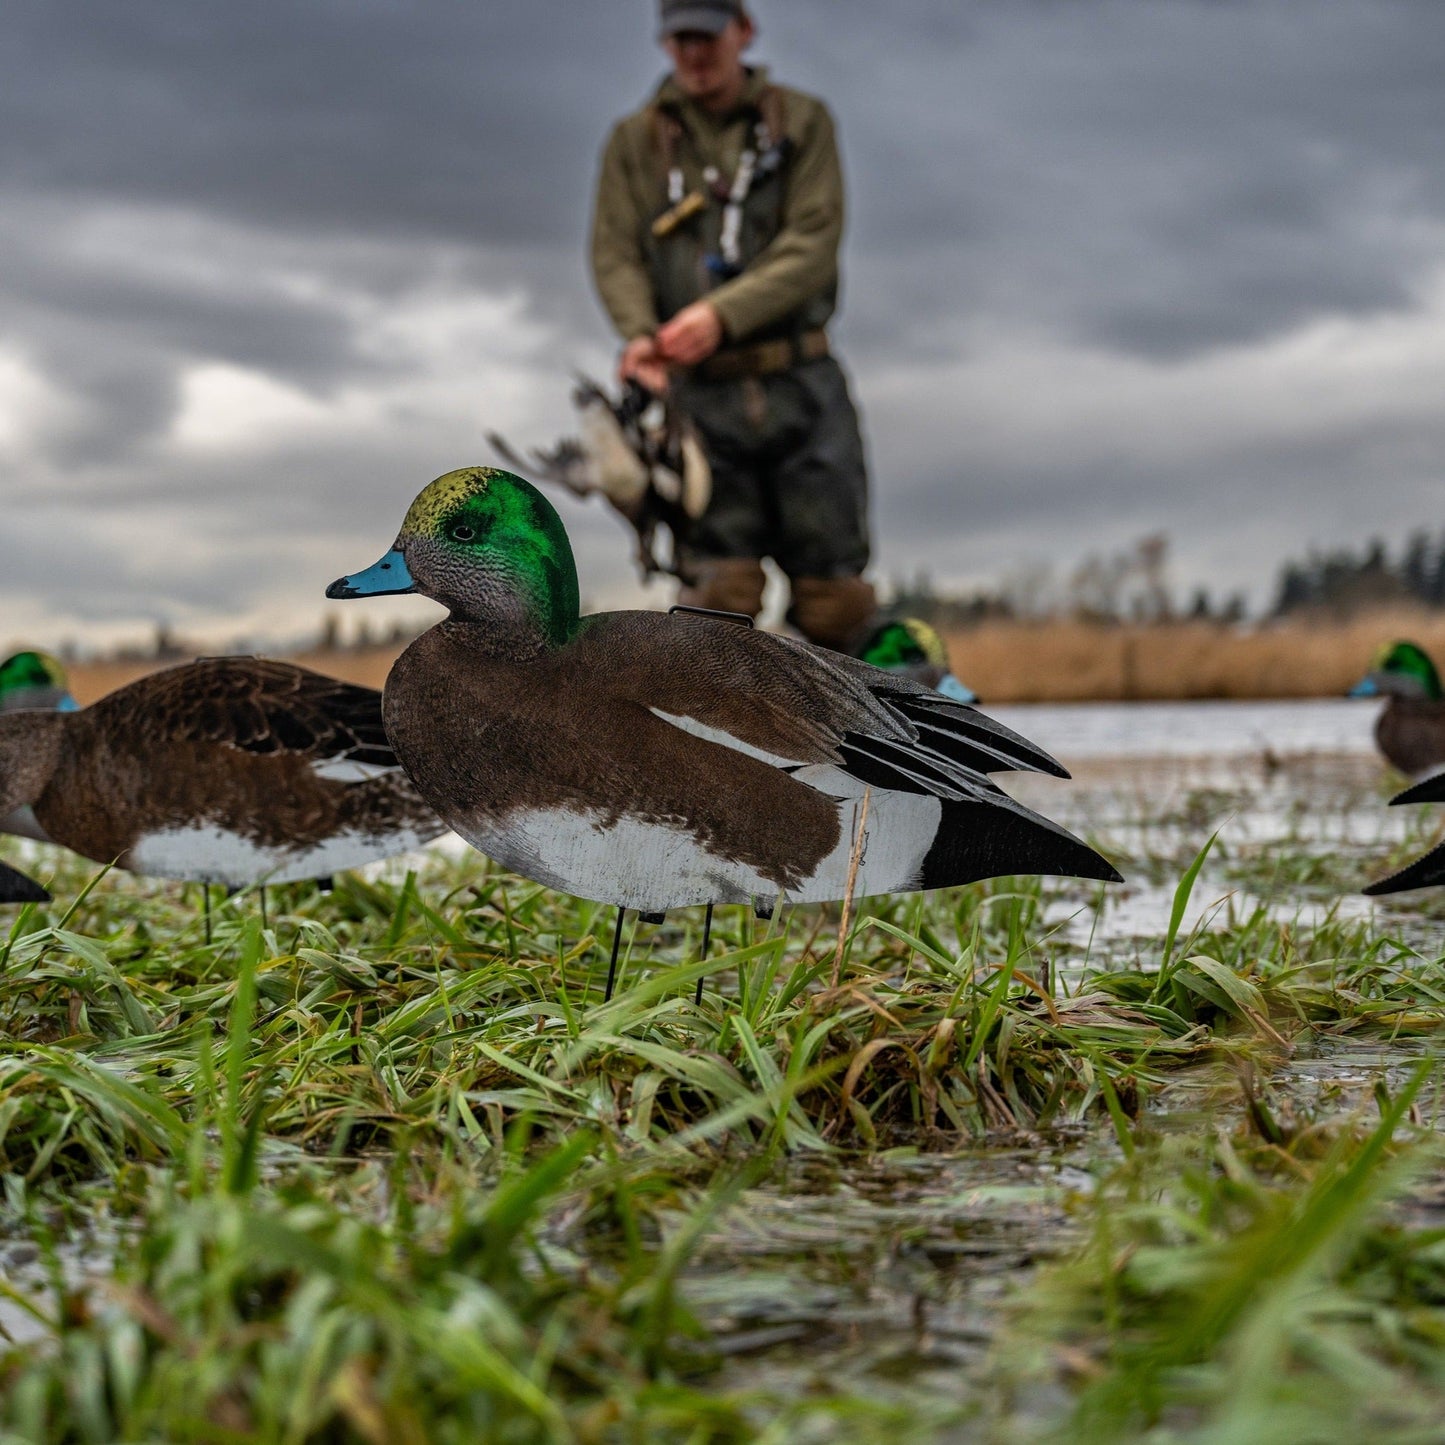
[0,650,79,714]
[1364,771,1445,894]
[1350,641,1445,777]
[326,467,1120,995]
[0,859,48,904]
[856,618,978,704]
[1,651,80,846]
[0,656,446,895]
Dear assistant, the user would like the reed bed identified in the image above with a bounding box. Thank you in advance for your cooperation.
[946,607,1445,703]
[49,606,1445,707]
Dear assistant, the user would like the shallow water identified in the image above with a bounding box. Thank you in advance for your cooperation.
[992,702,1428,957]
[1013,753,1411,955]
[990,696,1380,763]
[692,1144,1094,1429]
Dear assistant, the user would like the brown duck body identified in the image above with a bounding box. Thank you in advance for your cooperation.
[1374,696,1445,777]
[0,659,444,887]
[383,609,1117,914]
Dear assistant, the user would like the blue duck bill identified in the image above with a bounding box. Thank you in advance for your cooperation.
[326,549,415,599]
[935,673,978,705]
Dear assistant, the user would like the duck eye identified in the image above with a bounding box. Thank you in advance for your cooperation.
[450,522,476,542]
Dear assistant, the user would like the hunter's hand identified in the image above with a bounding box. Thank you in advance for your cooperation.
[656,303,723,366]
[618,336,670,394]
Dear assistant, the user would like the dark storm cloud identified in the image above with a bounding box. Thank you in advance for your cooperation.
[3,0,1445,645]
[10,255,350,383]
[1,1,654,244]
[824,1,1445,357]
[8,1,1443,356]
[8,0,1443,367]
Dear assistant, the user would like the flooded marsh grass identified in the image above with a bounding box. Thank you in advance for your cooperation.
[0,707,1443,1440]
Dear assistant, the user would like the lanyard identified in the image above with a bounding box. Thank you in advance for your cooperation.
[664,118,771,268]
[718,123,765,268]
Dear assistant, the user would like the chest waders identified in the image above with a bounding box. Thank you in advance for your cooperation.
[647,88,878,654]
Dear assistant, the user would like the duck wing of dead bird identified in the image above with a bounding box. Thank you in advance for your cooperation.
[489,379,703,580]
[485,431,600,500]
[487,376,648,511]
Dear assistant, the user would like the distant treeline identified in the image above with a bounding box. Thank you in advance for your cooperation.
[894,529,1445,630]
[50,615,424,665]
[1271,531,1445,617]
[39,529,1445,665]
[892,534,1247,629]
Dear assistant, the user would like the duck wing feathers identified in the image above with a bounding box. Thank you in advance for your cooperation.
[107,658,400,772]
[573,612,1118,895]
[580,611,1068,786]
[387,610,1117,909]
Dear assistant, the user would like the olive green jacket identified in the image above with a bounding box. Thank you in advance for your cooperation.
[590,67,844,345]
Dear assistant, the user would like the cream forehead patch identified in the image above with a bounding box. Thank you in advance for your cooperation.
[910,621,948,666]
[400,467,503,536]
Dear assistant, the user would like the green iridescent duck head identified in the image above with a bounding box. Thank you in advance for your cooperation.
[858,618,978,704]
[1350,640,1443,702]
[0,650,79,713]
[327,467,580,647]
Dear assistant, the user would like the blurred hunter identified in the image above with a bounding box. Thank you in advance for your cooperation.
[590,0,876,651]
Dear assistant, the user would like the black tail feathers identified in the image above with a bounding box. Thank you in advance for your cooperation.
[1389,772,1445,807]
[920,798,1122,891]
[1363,840,1445,896]
[0,859,49,904]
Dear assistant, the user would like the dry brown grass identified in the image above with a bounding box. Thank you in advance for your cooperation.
[56,608,1445,705]
[63,645,402,706]
[944,607,1445,702]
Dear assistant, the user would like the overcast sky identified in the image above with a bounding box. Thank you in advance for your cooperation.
[4,0,1444,652]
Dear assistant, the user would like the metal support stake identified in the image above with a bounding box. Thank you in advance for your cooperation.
[603,908,626,1002]
[694,903,714,1006]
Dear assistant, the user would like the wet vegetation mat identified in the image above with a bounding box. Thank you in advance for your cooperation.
[0,749,1443,1441]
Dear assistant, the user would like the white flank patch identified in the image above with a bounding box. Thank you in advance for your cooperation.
[460,777,941,913]
[787,768,942,904]
[127,822,438,888]
[310,757,401,783]
[649,709,809,769]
